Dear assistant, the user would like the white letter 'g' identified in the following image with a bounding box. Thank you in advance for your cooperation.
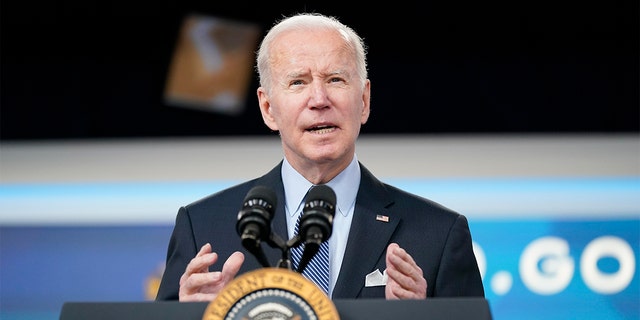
[520,236,574,295]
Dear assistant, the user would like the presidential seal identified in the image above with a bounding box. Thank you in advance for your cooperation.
[203,268,339,320]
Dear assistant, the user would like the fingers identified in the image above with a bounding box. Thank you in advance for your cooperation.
[221,251,245,282]
[385,243,427,299]
[179,271,222,301]
[179,243,246,302]
[180,243,217,286]
[387,243,420,280]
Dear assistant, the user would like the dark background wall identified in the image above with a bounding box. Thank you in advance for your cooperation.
[2,1,638,140]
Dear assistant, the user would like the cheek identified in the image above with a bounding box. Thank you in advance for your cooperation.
[271,106,297,130]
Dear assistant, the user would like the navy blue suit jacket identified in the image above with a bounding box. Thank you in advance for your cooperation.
[156,162,485,300]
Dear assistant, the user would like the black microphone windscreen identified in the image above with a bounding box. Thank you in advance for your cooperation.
[244,185,278,208]
[306,184,336,207]
[237,185,278,268]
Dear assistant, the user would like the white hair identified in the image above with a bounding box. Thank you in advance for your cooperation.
[256,13,368,93]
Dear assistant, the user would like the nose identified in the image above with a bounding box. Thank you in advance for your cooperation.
[308,82,330,109]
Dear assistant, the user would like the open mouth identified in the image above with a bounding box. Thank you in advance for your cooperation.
[306,125,336,134]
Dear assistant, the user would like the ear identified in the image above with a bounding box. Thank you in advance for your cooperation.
[360,80,371,125]
[257,87,279,131]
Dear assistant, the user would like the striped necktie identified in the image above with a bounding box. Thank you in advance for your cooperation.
[290,213,330,294]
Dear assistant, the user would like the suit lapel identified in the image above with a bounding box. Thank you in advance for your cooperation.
[332,164,399,298]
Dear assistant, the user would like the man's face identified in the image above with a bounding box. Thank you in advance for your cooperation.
[257,28,371,172]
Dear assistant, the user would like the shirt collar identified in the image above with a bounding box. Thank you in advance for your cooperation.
[282,159,314,217]
[282,155,361,218]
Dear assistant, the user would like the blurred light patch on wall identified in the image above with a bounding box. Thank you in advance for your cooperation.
[164,14,260,115]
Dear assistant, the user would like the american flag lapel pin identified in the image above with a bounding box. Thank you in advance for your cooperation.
[376,214,389,222]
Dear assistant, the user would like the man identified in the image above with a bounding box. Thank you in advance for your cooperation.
[156,12,484,301]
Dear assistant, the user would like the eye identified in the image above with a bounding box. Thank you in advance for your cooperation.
[329,77,344,84]
[290,79,305,86]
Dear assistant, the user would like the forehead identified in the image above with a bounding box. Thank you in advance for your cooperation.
[269,28,354,69]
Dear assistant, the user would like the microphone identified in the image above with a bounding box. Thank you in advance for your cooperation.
[295,184,336,274]
[236,185,277,268]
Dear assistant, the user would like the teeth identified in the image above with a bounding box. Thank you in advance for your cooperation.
[309,126,334,134]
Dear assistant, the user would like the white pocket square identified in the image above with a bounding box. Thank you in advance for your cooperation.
[365,268,388,287]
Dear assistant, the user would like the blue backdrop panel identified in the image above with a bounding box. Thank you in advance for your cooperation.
[0,226,173,319]
[473,219,638,320]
